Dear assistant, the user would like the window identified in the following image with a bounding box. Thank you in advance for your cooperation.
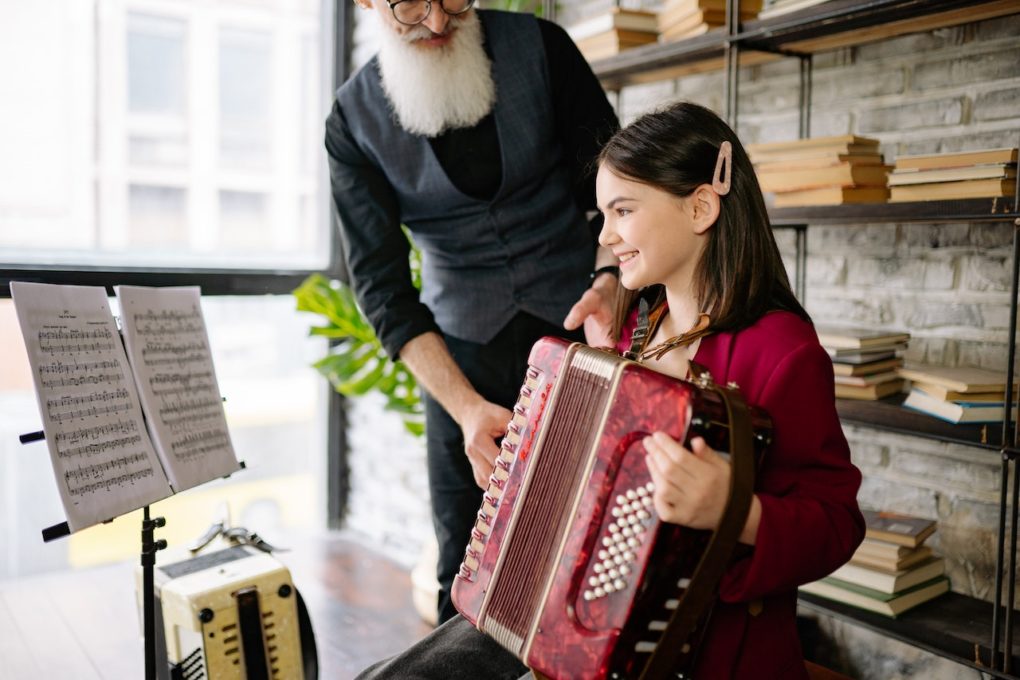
[0,0,330,270]
[0,0,336,581]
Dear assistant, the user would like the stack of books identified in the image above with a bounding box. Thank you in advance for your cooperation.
[657,0,760,42]
[758,0,833,19]
[888,147,1018,202]
[816,326,909,400]
[898,365,1017,425]
[567,7,659,62]
[746,135,891,207]
[800,510,949,617]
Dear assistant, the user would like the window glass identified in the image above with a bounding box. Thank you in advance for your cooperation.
[0,0,330,270]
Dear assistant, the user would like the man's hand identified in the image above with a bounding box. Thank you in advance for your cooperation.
[564,277,615,348]
[460,399,513,488]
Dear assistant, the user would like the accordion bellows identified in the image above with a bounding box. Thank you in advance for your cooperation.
[452,337,770,679]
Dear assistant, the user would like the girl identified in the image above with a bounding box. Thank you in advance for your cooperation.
[358,101,864,679]
[596,100,864,678]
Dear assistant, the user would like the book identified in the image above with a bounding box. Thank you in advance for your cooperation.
[888,164,1016,186]
[896,365,1011,394]
[751,144,882,163]
[773,186,889,207]
[10,282,241,532]
[913,381,1015,403]
[658,2,757,32]
[830,556,945,594]
[833,371,902,387]
[902,388,1013,425]
[747,134,880,159]
[659,0,762,15]
[575,28,658,61]
[758,163,892,193]
[826,344,905,360]
[862,509,937,547]
[889,178,1015,202]
[658,11,715,40]
[831,356,903,377]
[660,20,712,41]
[758,0,834,20]
[894,147,1018,171]
[834,379,904,401]
[799,575,950,617]
[816,326,911,350]
[754,153,886,173]
[852,543,934,572]
[567,7,659,42]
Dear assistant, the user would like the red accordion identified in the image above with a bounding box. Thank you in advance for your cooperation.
[452,337,771,679]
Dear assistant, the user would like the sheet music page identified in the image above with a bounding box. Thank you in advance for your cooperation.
[10,282,174,532]
[116,286,241,491]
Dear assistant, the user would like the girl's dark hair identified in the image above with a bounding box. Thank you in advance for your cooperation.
[599,101,809,342]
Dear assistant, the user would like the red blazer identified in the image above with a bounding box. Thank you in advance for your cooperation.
[623,310,865,679]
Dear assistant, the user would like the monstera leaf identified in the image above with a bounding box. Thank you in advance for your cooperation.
[294,272,424,437]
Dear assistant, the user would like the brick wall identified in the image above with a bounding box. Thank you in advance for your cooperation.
[339,8,1019,676]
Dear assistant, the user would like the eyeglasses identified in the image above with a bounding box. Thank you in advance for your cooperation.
[386,0,475,26]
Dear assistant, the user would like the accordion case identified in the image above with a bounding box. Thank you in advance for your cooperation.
[452,337,771,679]
[148,544,312,680]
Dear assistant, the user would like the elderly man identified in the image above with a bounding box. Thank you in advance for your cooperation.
[325,0,619,625]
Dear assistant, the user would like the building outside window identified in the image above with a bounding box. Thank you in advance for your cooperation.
[0,0,334,580]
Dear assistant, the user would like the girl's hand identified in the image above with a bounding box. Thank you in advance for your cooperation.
[643,433,731,530]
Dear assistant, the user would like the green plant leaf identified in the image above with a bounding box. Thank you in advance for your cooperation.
[294,244,425,436]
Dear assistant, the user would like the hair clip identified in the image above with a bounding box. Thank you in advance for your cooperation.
[712,141,732,196]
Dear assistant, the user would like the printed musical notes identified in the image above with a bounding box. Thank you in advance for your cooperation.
[117,286,240,491]
[10,282,173,532]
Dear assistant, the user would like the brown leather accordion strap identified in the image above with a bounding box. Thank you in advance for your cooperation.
[638,382,757,680]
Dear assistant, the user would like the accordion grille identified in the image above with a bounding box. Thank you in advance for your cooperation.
[483,347,616,649]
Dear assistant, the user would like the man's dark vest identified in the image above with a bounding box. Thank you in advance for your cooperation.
[336,10,595,344]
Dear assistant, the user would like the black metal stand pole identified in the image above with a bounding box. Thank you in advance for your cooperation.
[142,505,167,680]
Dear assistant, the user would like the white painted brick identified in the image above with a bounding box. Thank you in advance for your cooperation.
[957,341,1011,372]
[900,223,971,248]
[901,301,983,329]
[960,254,1012,292]
[805,254,846,286]
[912,48,1020,91]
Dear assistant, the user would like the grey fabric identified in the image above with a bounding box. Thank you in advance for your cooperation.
[336,10,595,345]
[355,615,531,680]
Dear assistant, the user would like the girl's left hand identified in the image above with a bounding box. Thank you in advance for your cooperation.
[643,432,730,530]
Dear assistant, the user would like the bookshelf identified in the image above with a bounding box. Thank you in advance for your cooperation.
[591,0,1019,89]
[577,0,1020,675]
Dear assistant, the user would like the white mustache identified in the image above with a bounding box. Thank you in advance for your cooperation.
[399,14,462,42]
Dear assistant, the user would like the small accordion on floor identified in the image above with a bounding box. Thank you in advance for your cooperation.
[145,544,315,680]
[452,337,771,680]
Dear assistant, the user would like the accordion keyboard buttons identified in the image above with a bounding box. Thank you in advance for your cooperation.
[582,484,657,603]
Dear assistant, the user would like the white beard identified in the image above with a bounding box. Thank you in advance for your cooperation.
[375,12,496,137]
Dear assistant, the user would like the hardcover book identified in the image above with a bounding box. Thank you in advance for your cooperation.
[896,365,1011,394]
[757,163,892,193]
[773,186,889,207]
[862,509,936,548]
[888,164,1015,186]
[834,379,904,401]
[852,543,934,573]
[902,389,1013,425]
[893,147,1018,171]
[831,356,904,377]
[799,575,949,617]
[889,178,1014,202]
[816,326,911,350]
[830,556,945,594]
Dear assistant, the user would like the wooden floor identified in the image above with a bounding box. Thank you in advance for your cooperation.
[0,531,433,679]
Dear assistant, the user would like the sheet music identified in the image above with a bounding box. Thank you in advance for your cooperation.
[10,282,173,532]
[116,286,240,491]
